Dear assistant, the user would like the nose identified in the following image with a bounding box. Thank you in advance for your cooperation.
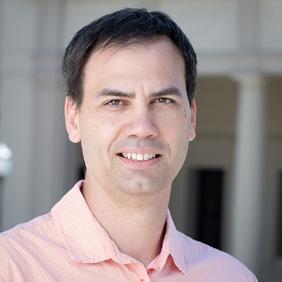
[124,107,159,139]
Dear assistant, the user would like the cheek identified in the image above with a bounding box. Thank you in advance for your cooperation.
[168,112,190,152]
[159,114,189,157]
[80,114,122,154]
[160,109,190,136]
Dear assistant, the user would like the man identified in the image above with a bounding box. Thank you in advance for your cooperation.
[0,8,257,281]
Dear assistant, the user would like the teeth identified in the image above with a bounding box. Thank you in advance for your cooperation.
[144,154,150,161]
[121,152,157,161]
[137,154,143,161]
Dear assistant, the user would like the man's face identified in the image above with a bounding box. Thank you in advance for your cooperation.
[65,38,196,197]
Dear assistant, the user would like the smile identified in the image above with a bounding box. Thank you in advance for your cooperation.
[119,152,161,161]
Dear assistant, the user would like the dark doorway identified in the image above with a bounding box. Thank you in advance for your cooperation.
[195,169,224,250]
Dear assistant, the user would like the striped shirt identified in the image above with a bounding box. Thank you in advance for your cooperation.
[0,181,257,281]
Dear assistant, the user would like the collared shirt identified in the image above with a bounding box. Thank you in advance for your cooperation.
[0,181,257,282]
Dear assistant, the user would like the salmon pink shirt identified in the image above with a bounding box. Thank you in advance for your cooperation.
[0,181,257,281]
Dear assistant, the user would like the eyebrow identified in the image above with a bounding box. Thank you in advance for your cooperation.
[151,86,182,98]
[96,86,182,99]
[96,88,135,98]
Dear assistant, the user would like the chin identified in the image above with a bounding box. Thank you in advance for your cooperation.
[117,178,165,196]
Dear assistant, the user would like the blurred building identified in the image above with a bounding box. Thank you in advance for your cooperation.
[0,0,281,281]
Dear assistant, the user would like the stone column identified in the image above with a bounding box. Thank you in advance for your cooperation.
[230,73,265,273]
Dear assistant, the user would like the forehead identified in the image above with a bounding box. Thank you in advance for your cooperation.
[83,38,186,94]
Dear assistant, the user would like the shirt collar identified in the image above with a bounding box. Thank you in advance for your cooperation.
[150,210,187,275]
[51,180,117,263]
[51,180,187,274]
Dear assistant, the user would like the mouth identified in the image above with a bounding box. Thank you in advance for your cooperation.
[118,152,161,161]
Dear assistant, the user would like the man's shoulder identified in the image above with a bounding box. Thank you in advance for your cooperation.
[0,213,57,259]
[177,231,257,281]
[0,213,66,280]
[0,181,80,252]
[0,213,53,240]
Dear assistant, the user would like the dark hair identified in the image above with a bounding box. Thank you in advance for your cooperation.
[63,8,197,107]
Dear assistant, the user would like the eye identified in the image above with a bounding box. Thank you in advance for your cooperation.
[155,97,175,104]
[104,99,126,107]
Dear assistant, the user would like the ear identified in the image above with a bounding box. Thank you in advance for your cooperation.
[64,96,81,143]
[188,99,197,141]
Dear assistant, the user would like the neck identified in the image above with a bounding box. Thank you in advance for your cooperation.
[82,174,171,266]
